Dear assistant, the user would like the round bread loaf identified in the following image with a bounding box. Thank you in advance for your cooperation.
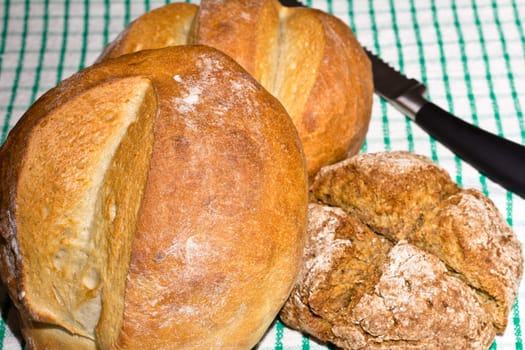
[98,0,374,178]
[0,46,308,349]
[280,151,523,349]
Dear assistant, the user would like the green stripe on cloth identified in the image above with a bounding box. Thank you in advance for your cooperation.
[274,320,285,350]
[0,0,10,154]
[56,0,70,84]
[301,334,310,350]
[103,0,110,46]
[450,0,475,188]
[428,0,464,185]
[0,0,10,77]
[493,0,525,145]
[29,0,49,105]
[388,0,415,153]
[125,0,131,26]
[78,0,90,70]
[326,0,333,14]
[471,1,504,137]
[1,0,29,144]
[513,0,525,45]
[471,0,497,196]
[428,0,447,164]
[368,0,391,151]
[408,0,438,162]
[513,295,523,349]
[512,1,525,86]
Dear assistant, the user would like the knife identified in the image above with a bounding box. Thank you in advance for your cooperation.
[280,0,525,198]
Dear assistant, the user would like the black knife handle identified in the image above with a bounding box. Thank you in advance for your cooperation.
[415,102,525,198]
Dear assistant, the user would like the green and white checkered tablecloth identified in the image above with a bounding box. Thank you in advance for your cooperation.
[1,0,524,349]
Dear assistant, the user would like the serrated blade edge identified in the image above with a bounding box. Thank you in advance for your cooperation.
[364,47,428,119]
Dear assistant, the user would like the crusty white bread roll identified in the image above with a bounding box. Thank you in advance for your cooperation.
[0,46,308,349]
[98,0,374,178]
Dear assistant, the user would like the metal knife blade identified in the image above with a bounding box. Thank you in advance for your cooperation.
[363,48,426,120]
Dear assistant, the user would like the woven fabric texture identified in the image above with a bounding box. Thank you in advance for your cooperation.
[0,0,524,349]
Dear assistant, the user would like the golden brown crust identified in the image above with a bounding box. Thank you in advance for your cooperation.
[281,151,523,349]
[311,151,460,239]
[97,3,198,61]
[193,0,279,79]
[281,204,496,350]
[415,188,523,331]
[97,0,374,178]
[0,46,308,349]
[276,9,372,175]
[280,203,393,344]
